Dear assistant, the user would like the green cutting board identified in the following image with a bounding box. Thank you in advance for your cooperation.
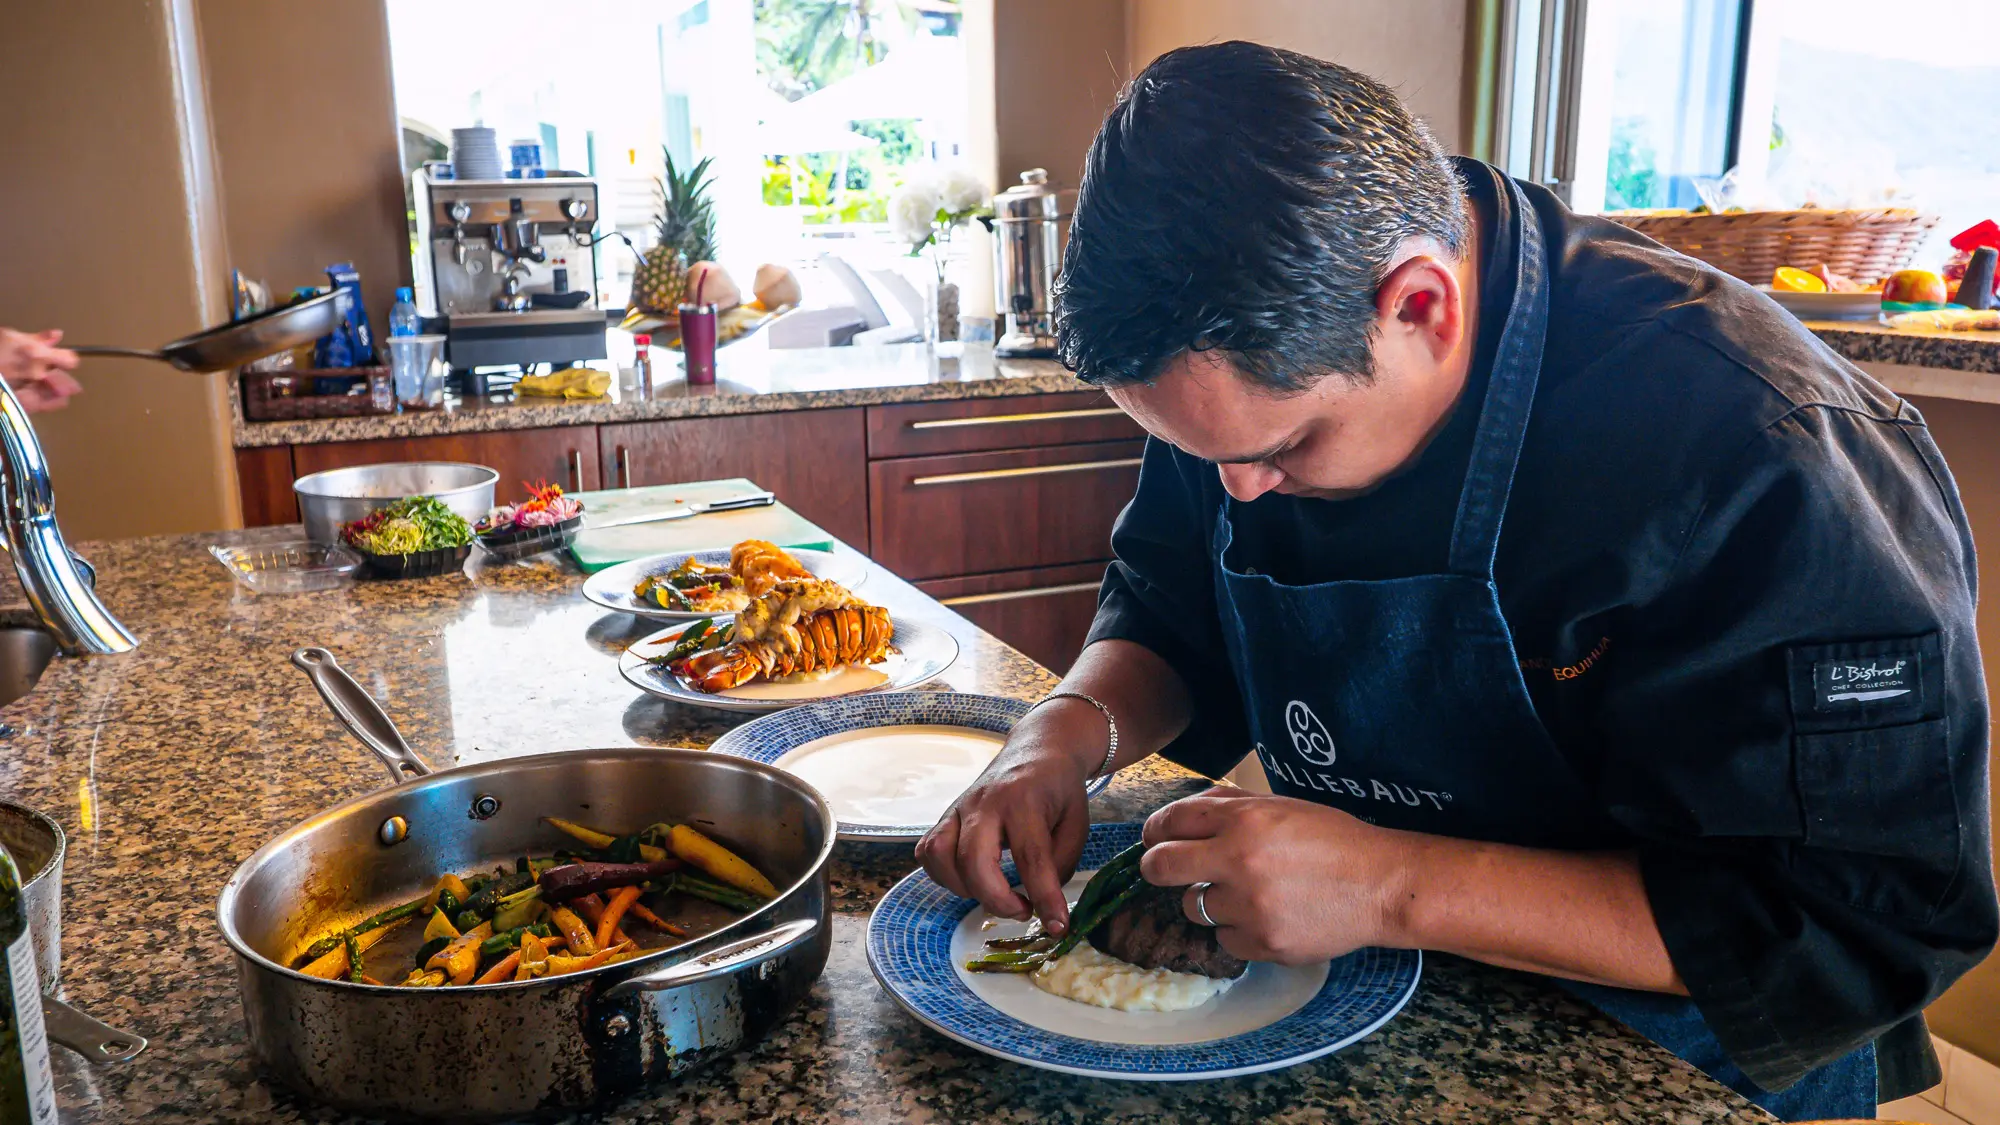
[566,478,836,573]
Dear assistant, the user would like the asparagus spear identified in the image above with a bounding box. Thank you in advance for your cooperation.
[298,894,428,963]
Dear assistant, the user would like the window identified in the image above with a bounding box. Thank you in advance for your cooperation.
[385,0,968,310]
[1739,0,2000,259]
[1494,0,1999,260]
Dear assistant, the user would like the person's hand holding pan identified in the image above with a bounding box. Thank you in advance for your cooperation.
[0,328,83,413]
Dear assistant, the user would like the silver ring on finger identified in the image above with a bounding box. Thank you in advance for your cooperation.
[1192,881,1219,927]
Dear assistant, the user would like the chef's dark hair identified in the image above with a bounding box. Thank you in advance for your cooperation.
[1055,42,1467,390]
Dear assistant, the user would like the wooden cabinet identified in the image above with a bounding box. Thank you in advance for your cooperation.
[867,440,1143,581]
[600,409,869,549]
[234,446,298,526]
[867,391,1143,458]
[915,563,1108,674]
[290,426,602,506]
[868,391,1143,668]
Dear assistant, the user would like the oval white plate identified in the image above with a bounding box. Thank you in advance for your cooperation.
[867,822,1421,1080]
[708,693,1111,840]
[583,548,866,622]
[1757,285,1883,322]
[619,616,958,714]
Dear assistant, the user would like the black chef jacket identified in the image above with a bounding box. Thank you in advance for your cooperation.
[1086,159,1998,1098]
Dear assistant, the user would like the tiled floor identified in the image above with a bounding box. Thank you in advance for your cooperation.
[1878,1038,2000,1125]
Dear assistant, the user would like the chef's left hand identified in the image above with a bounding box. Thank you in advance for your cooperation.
[1140,787,1412,964]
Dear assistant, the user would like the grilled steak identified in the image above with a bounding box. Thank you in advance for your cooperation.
[1086,882,1247,979]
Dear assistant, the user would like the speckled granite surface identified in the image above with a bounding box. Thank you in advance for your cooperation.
[235,345,1085,448]
[0,528,1770,1123]
[1809,320,2000,374]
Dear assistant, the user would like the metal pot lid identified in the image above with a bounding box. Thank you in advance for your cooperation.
[992,168,1070,222]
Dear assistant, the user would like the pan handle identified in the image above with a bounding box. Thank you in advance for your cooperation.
[602,917,818,999]
[290,648,433,783]
[42,996,146,1064]
[68,346,169,362]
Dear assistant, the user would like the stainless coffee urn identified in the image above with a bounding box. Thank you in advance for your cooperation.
[990,169,1074,358]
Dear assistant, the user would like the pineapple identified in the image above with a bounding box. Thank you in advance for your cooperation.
[629,150,717,314]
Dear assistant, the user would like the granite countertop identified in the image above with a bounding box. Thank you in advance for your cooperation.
[3,528,1772,1123]
[1807,320,2000,374]
[237,325,2000,452]
[235,344,1086,448]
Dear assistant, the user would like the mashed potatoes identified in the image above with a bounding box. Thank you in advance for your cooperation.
[1030,941,1236,1012]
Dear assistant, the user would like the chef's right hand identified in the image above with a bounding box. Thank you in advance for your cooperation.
[0,328,82,413]
[916,697,1103,936]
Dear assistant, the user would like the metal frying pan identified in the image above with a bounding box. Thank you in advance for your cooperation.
[69,289,348,373]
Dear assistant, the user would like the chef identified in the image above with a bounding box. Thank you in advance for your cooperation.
[918,41,1996,1121]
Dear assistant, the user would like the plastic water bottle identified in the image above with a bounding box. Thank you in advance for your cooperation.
[0,843,56,1124]
[389,287,421,338]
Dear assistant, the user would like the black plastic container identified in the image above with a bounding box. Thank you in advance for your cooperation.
[475,514,583,562]
[354,543,473,579]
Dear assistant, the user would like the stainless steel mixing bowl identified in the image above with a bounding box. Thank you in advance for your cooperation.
[293,462,498,544]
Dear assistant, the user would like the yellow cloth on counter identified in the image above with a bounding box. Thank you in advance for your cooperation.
[517,368,612,400]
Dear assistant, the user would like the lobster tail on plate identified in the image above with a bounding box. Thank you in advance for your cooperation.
[680,578,893,693]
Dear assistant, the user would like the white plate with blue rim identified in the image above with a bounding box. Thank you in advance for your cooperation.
[708,692,1112,841]
[866,821,1422,1080]
[619,616,958,715]
[583,547,866,622]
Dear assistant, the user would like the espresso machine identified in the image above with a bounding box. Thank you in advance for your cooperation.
[989,168,1074,358]
[411,167,608,369]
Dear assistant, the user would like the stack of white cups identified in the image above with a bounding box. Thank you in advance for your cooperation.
[451,127,503,180]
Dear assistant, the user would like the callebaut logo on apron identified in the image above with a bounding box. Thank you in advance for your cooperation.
[1285,699,1335,764]
[1256,700,1454,814]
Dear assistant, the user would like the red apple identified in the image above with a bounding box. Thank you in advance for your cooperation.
[1882,269,1948,304]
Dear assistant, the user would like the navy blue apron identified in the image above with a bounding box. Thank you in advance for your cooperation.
[1209,178,1876,1121]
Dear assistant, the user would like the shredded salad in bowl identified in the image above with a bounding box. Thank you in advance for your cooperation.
[342,496,475,556]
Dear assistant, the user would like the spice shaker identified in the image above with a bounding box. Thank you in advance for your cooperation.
[631,333,655,397]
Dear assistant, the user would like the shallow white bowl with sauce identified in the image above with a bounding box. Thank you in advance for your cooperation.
[706,692,1112,840]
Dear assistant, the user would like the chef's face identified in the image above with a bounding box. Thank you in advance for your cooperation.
[1105,252,1477,502]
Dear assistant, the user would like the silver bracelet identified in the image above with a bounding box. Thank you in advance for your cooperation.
[1037,691,1120,780]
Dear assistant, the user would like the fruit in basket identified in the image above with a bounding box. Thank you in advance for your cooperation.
[1771,266,1827,293]
[631,151,717,314]
[1882,269,1948,305]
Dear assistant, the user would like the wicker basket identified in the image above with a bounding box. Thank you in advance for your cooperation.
[241,368,394,421]
[1607,208,1937,287]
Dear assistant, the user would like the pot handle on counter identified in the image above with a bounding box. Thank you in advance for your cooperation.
[291,648,434,783]
[602,917,819,999]
[42,995,146,1064]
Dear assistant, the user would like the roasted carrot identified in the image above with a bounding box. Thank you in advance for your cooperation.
[542,817,668,863]
[548,905,597,956]
[359,974,387,987]
[596,886,642,950]
[625,900,689,937]
[545,941,634,977]
[572,894,633,947]
[474,951,522,985]
[427,921,494,986]
[668,824,777,898]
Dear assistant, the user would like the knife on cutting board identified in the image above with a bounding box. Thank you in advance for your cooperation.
[576,490,776,533]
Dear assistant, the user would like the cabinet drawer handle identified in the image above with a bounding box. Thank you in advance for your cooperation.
[909,457,1142,487]
[908,407,1126,431]
[617,446,631,489]
[939,581,1102,607]
[569,450,583,492]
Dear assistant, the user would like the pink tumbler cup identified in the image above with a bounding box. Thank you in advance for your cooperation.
[678,303,718,386]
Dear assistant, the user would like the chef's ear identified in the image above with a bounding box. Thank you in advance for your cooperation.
[1374,255,1465,362]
